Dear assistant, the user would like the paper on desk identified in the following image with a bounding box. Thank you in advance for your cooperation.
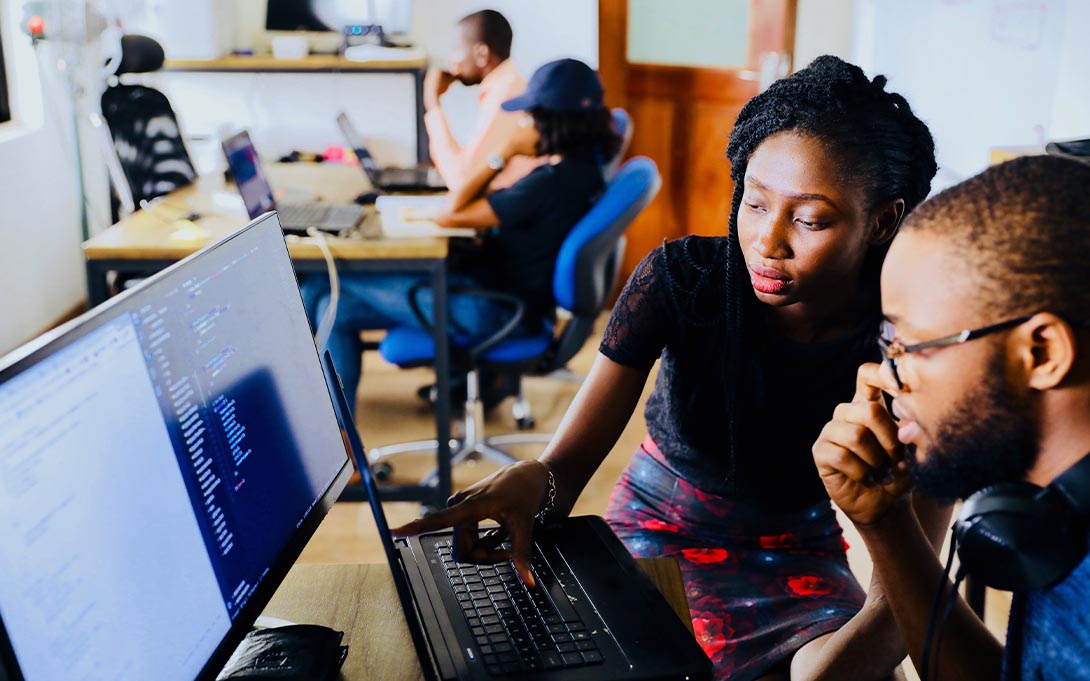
[380,216,476,239]
[375,194,447,215]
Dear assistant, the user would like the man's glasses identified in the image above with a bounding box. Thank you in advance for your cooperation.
[877,315,1035,390]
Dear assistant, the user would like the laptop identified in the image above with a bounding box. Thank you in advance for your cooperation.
[0,214,353,681]
[221,130,364,234]
[336,112,447,192]
[320,353,713,680]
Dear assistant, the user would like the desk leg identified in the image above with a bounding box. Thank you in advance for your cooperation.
[415,69,430,166]
[86,262,110,307]
[432,261,452,508]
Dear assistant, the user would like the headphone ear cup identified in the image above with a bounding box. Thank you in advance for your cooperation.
[955,482,1087,592]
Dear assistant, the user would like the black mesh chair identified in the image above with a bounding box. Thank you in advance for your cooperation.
[99,35,196,211]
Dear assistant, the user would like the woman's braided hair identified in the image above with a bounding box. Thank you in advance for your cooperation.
[701,55,938,477]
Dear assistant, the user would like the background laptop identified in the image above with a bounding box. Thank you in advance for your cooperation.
[321,353,713,681]
[222,130,364,233]
[0,214,353,681]
[337,112,447,192]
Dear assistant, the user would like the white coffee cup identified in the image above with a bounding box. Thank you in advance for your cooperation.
[271,35,308,60]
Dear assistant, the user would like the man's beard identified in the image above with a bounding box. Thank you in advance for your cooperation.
[908,355,1039,502]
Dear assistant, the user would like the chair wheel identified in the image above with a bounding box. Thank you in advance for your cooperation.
[516,416,536,430]
[371,461,393,482]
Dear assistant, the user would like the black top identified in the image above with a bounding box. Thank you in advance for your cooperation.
[600,236,879,512]
[479,157,604,315]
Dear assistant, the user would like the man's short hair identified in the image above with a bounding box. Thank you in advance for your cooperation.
[901,155,1090,321]
[458,9,513,62]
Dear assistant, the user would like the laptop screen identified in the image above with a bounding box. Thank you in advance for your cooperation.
[0,215,351,681]
[222,131,277,219]
[335,112,380,180]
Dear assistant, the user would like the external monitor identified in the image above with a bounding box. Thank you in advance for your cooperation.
[0,214,353,681]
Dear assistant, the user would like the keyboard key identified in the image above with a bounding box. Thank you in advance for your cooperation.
[547,623,566,634]
[576,640,596,651]
[467,617,481,628]
[477,606,496,617]
[557,642,577,653]
[480,645,493,655]
[489,634,507,644]
[486,664,502,675]
[501,662,520,674]
[561,652,584,666]
[541,651,563,668]
[481,616,501,626]
[570,630,591,641]
[543,615,561,625]
[582,650,603,664]
[567,621,586,632]
[476,635,490,646]
[552,633,573,643]
[493,643,514,654]
[484,624,504,635]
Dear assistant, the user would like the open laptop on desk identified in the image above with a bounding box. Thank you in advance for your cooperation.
[0,214,353,681]
[337,112,446,192]
[222,129,364,234]
[321,353,713,681]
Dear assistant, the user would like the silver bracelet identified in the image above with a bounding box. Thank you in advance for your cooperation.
[535,465,557,525]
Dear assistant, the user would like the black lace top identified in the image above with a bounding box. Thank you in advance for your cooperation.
[600,236,879,512]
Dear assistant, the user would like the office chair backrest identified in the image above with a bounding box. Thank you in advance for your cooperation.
[547,156,659,367]
[100,35,196,206]
[603,108,633,180]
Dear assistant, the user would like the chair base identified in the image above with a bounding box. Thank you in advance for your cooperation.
[367,368,552,491]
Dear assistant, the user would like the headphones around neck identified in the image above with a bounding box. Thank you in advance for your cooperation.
[954,451,1090,592]
[920,453,1090,680]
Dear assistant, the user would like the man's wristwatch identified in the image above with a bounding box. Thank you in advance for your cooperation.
[488,153,506,171]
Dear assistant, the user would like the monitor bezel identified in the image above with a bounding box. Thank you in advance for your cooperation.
[0,213,354,681]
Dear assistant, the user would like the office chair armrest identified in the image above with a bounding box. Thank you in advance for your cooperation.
[406,283,527,361]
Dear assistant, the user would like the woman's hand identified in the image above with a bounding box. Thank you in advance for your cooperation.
[390,460,551,587]
[812,363,913,526]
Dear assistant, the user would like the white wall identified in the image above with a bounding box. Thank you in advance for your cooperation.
[0,1,91,355]
[851,0,1085,187]
[793,0,856,70]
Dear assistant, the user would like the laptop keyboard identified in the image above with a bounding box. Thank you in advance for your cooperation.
[278,204,362,231]
[434,539,605,676]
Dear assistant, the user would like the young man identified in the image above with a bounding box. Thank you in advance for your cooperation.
[423,9,537,191]
[813,155,1090,680]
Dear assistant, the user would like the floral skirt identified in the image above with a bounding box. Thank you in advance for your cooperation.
[604,436,866,681]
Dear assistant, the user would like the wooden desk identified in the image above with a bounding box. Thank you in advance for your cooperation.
[82,164,455,507]
[261,560,694,681]
[162,54,430,163]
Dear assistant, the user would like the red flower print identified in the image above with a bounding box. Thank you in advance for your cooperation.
[692,611,733,662]
[786,575,834,597]
[681,547,729,564]
[759,532,800,549]
[638,518,680,533]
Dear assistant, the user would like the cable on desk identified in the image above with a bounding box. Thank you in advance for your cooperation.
[306,227,340,354]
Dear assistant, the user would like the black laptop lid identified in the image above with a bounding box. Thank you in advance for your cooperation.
[0,215,352,681]
[335,112,381,181]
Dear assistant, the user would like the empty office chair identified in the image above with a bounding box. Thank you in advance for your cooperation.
[603,108,633,180]
[100,34,196,210]
[369,157,661,486]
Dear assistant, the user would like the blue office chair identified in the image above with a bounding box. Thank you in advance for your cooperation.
[369,157,661,485]
[603,108,633,180]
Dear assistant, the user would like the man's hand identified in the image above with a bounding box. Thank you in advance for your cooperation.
[813,363,912,526]
[424,68,457,112]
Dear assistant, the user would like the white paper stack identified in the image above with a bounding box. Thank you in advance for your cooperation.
[375,195,476,239]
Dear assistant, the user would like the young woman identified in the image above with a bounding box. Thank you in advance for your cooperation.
[394,56,947,680]
[303,58,621,412]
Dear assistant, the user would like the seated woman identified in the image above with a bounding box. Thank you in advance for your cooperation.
[303,58,621,413]
[392,56,951,680]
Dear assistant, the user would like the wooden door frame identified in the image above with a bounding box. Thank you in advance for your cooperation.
[598,0,797,246]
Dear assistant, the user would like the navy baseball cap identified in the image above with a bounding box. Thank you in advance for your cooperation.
[501,58,605,112]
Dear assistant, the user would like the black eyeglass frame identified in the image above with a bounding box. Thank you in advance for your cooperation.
[878,314,1036,390]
